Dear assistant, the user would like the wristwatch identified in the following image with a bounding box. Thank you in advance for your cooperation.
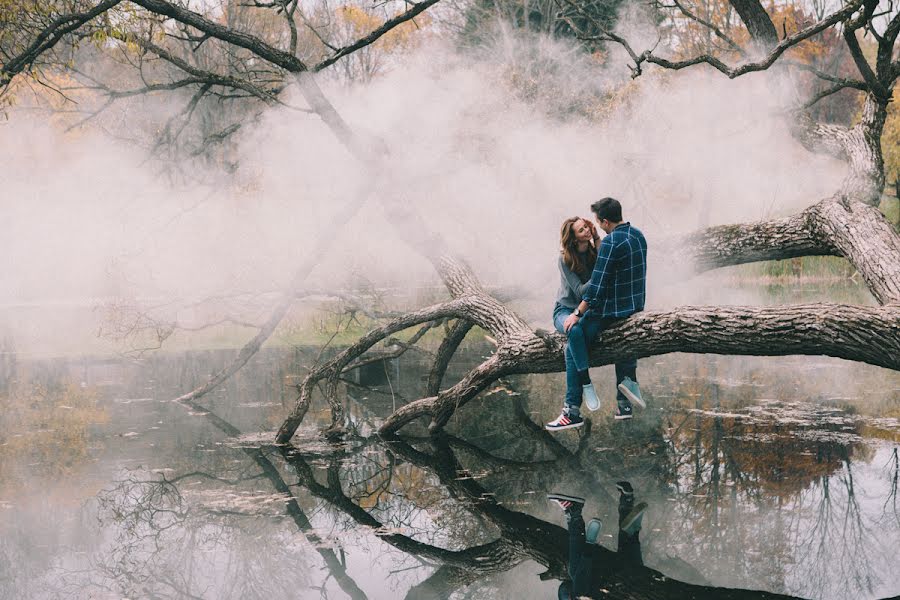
[573,308,582,318]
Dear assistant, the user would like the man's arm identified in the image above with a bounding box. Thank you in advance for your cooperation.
[582,237,616,308]
[563,237,616,332]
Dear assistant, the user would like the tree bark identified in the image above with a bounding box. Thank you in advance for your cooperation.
[377,302,899,435]
[728,0,778,50]
[425,319,475,395]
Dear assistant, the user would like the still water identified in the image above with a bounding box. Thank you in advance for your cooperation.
[1,334,899,599]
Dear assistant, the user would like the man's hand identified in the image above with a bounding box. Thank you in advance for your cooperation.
[563,313,580,333]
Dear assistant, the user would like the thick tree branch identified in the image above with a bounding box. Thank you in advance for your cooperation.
[425,319,475,395]
[727,0,778,49]
[670,207,839,273]
[131,0,309,72]
[276,299,474,442]
[842,28,890,100]
[378,302,898,435]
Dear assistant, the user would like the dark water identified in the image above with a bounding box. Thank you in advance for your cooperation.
[1,342,899,600]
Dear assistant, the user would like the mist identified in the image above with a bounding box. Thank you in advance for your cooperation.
[1,21,846,355]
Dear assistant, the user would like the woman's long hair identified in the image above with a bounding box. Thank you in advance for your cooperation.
[560,217,597,282]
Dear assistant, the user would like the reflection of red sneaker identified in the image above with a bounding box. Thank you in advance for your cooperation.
[547,493,585,513]
[545,412,584,431]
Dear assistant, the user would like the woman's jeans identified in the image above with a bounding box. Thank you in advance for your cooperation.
[553,303,637,416]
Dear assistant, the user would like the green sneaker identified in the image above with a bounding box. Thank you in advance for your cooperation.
[583,383,601,411]
[586,518,602,545]
[617,377,645,409]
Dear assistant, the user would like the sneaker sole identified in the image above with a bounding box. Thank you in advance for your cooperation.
[621,502,648,532]
[545,421,584,431]
[547,493,586,503]
[613,413,633,420]
[615,484,634,496]
[617,383,646,409]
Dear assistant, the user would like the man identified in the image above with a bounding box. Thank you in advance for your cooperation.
[546,197,647,431]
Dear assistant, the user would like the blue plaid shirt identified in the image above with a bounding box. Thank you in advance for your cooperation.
[582,222,647,318]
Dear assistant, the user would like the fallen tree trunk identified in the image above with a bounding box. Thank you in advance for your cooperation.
[375,301,899,435]
[671,195,900,303]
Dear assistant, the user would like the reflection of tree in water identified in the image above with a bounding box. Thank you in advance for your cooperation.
[655,366,884,600]
[886,448,900,528]
[69,390,886,600]
[32,352,896,600]
[61,468,316,600]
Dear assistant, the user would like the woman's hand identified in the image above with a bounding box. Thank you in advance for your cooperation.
[585,219,600,242]
[563,312,580,333]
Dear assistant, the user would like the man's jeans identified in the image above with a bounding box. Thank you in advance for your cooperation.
[553,303,637,415]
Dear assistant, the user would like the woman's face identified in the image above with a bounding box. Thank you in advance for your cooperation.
[573,219,593,244]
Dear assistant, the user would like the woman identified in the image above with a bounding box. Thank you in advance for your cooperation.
[548,217,602,429]
[553,217,598,333]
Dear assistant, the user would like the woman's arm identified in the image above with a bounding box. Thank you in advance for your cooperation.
[559,256,586,296]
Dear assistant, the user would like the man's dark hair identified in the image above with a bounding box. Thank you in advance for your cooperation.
[591,197,622,222]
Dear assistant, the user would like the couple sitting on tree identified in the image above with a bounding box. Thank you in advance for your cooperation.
[547,197,648,431]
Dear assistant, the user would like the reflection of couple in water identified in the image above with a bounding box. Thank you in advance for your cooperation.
[546,197,648,431]
[548,483,648,600]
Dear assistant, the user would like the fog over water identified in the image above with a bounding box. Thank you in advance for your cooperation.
[0,339,898,599]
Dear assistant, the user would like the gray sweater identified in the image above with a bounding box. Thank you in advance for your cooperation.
[556,255,589,309]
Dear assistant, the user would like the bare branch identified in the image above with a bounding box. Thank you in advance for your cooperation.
[0,0,124,89]
[783,59,867,88]
[801,80,867,109]
[115,33,282,103]
[842,27,890,99]
[565,0,864,80]
[663,0,746,57]
[312,0,440,72]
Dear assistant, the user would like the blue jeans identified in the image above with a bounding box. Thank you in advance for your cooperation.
[553,303,638,415]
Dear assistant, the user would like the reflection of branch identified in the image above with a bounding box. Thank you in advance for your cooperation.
[170,398,369,599]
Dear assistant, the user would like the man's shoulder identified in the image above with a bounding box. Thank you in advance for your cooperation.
[610,224,642,244]
[625,224,647,245]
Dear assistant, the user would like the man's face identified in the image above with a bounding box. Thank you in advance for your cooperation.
[594,215,613,234]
